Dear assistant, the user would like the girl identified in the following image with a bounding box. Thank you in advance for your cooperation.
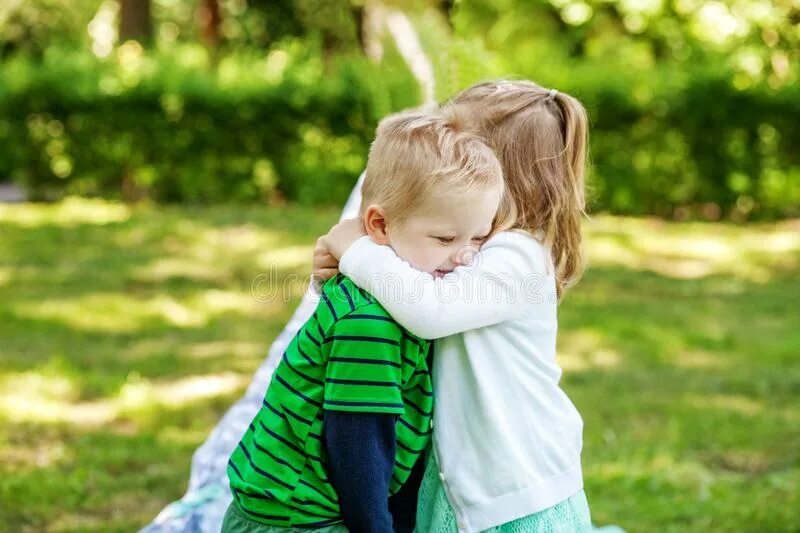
[315,80,592,532]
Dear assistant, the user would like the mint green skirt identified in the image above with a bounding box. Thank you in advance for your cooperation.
[415,454,593,533]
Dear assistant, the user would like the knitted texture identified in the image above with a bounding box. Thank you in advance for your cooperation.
[415,455,593,533]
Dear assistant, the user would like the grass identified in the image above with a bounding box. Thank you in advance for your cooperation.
[0,198,798,531]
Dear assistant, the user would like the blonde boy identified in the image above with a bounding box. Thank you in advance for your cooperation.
[224,110,505,533]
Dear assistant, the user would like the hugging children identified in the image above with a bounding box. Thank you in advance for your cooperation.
[226,79,592,533]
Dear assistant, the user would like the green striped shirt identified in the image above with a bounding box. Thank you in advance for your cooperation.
[227,274,433,527]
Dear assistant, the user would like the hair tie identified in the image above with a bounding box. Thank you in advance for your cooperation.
[546,88,558,101]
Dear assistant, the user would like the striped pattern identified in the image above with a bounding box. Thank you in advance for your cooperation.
[228,274,433,526]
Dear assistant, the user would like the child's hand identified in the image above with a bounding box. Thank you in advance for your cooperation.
[322,218,367,259]
[313,237,341,283]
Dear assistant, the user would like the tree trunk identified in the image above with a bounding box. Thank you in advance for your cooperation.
[119,0,152,42]
[360,1,384,63]
[384,8,435,104]
[198,0,223,50]
[441,0,455,28]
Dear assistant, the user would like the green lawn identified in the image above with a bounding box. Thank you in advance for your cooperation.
[1,199,798,532]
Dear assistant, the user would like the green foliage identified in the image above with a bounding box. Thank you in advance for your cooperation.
[1,0,799,217]
[0,41,419,205]
[575,63,800,219]
[414,0,800,219]
[0,0,99,56]
[3,43,798,217]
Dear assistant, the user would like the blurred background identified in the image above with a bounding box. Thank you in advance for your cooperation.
[0,0,798,531]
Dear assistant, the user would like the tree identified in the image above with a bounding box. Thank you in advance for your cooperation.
[198,0,223,50]
[119,0,152,43]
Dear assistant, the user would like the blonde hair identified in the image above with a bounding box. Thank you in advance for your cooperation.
[445,80,590,298]
[361,109,509,227]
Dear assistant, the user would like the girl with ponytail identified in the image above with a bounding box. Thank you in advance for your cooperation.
[446,79,590,298]
[317,80,593,532]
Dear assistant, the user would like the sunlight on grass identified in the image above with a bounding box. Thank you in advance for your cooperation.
[157,425,222,447]
[0,196,131,227]
[0,370,247,428]
[0,438,69,471]
[700,448,787,476]
[559,329,623,371]
[131,222,315,286]
[0,371,78,405]
[183,340,264,360]
[163,223,284,259]
[0,267,11,287]
[670,350,726,369]
[585,215,800,281]
[12,289,284,332]
[13,293,193,332]
[590,452,717,500]
[256,245,315,270]
[124,339,264,362]
[118,372,248,410]
[133,257,229,283]
[683,393,763,416]
[1,201,797,531]
[135,245,317,283]
[0,201,344,531]
[47,514,108,531]
[0,370,116,427]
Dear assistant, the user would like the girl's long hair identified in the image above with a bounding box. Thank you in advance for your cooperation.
[444,80,590,298]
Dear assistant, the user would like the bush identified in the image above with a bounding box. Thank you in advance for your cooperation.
[0,40,419,205]
[572,65,800,220]
[1,43,799,219]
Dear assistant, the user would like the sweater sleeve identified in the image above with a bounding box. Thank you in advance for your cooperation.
[338,232,557,339]
[324,410,396,533]
[387,451,426,533]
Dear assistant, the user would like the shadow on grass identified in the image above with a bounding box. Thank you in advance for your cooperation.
[0,204,798,531]
[557,263,799,531]
[1,390,249,531]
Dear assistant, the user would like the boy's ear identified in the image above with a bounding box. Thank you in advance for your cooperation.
[363,205,390,245]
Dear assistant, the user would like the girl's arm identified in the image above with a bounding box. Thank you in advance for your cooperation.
[338,231,557,339]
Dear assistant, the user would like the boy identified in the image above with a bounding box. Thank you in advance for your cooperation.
[224,110,506,532]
